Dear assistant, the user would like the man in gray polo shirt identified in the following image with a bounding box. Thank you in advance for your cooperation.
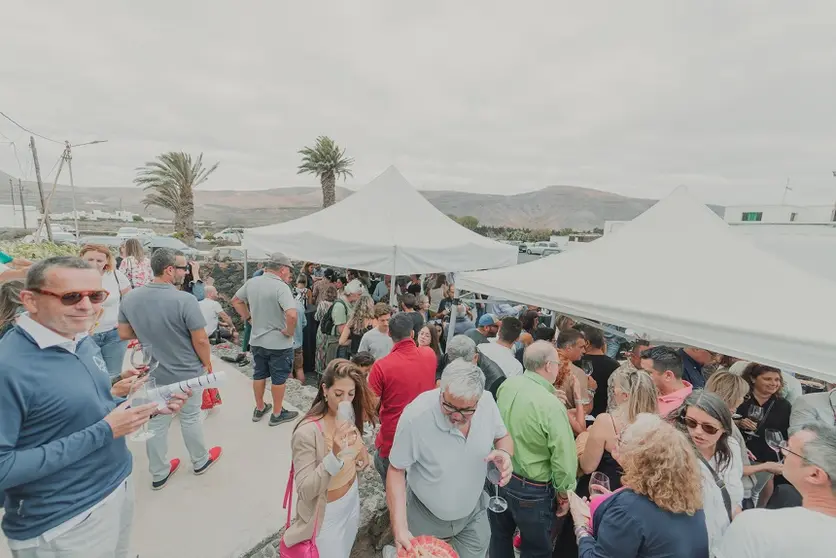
[232,253,299,426]
[118,248,221,490]
[387,360,514,558]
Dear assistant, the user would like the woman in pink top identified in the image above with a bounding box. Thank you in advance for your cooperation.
[118,238,153,288]
[639,346,693,416]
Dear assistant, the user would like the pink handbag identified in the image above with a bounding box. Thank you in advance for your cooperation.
[279,420,322,558]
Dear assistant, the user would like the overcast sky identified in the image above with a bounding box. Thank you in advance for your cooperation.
[2,1,836,205]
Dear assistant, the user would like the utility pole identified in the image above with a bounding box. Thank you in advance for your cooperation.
[17,179,27,229]
[8,178,15,218]
[29,136,53,241]
[64,141,80,243]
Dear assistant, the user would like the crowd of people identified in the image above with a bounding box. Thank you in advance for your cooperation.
[0,248,834,558]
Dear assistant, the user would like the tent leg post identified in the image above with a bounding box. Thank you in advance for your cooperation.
[445,288,458,350]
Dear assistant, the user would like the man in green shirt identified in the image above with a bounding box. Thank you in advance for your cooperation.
[491,340,578,558]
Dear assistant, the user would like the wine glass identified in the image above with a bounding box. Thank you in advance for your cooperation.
[128,377,157,442]
[582,360,594,377]
[336,401,357,459]
[589,472,611,498]
[130,344,153,375]
[765,429,785,463]
[746,406,763,435]
[486,460,508,513]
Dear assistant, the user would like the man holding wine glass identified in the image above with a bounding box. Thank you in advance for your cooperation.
[0,257,189,558]
[387,359,514,558]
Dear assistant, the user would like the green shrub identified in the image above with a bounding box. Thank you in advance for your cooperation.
[0,241,80,260]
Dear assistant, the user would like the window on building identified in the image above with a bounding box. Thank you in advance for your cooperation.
[790,212,798,222]
[741,212,763,222]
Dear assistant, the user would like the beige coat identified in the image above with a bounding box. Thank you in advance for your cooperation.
[283,419,331,547]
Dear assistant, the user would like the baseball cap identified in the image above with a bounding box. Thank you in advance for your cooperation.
[478,314,499,327]
[265,252,293,270]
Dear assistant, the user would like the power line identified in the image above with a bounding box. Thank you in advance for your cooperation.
[0,111,63,144]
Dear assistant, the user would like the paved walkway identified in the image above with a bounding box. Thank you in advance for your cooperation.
[0,356,297,558]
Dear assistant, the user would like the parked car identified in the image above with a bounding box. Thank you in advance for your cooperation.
[215,227,244,243]
[117,227,141,239]
[141,235,201,258]
[527,241,561,256]
[518,242,530,253]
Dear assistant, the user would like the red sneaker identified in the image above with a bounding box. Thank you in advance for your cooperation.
[151,458,181,490]
[194,447,222,475]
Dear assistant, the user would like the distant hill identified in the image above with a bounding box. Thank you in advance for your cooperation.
[0,169,720,230]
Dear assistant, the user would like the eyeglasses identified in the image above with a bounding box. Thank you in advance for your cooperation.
[441,396,477,417]
[173,265,189,270]
[680,415,722,435]
[30,288,109,306]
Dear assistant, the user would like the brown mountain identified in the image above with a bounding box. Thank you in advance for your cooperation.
[0,169,712,230]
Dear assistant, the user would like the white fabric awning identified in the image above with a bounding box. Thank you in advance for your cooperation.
[243,166,517,275]
[457,187,836,384]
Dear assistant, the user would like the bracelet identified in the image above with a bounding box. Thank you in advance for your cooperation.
[574,525,591,541]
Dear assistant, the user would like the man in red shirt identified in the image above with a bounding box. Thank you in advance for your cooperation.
[369,312,437,485]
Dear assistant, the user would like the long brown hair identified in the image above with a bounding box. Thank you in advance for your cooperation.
[0,280,23,328]
[123,238,146,261]
[296,359,377,433]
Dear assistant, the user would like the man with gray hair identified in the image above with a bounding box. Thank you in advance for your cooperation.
[491,340,577,557]
[715,423,836,557]
[119,248,221,490]
[440,334,505,400]
[387,359,514,558]
[323,278,364,366]
[1,257,188,556]
[232,253,299,426]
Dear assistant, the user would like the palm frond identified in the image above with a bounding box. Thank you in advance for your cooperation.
[296,136,354,181]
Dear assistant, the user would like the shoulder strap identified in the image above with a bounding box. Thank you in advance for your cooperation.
[283,420,324,532]
[696,452,733,522]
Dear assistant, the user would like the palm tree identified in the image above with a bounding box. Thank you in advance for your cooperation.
[297,136,354,208]
[134,152,219,245]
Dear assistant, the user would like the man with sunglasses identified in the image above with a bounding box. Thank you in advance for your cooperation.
[118,248,221,490]
[387,359,514,558]
[0,257,189,558]
[714,423,836,558]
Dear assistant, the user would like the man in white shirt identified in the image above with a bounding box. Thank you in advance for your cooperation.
[714,423,836,558]
[199,286,237,342]
[476,317,523,398]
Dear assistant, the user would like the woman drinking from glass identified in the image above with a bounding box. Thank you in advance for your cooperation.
[282,360,376,558]
[81,244,132,378]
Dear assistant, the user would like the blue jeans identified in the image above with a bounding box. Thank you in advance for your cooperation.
[92,328,129,379]
[488,476,558,558]
[603,324,625,359]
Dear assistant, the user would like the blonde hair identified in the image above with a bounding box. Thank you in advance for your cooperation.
[612,367,659,421]
[80,244,116,272]
[123,238,146,261]
[0,280,23,328]
[706,371,749,409]
[349,294,375,334]
[619,413,703,515]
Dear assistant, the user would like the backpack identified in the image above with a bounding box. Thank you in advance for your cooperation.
[319,299,347,335]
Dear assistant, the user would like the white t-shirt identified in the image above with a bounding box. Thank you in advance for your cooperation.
[701,438,745,555]
[95,271,130,333]
[715,507,836,558]
[199,299,224,335]
[477,342,523,379]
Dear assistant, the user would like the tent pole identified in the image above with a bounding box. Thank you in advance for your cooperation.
[389,246,398,309]
[445,287,458,349]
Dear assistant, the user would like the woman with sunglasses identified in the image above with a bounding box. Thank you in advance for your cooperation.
[569,413,709,558]
[81,244,132,379]
[671,391,744,552]
[282,359,376,558]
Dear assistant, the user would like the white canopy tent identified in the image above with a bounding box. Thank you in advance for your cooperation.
[456,187,836,384]
[243,165,517,276]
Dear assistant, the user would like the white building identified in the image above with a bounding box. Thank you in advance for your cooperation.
[723,204,836,227]
[0,204,40,229]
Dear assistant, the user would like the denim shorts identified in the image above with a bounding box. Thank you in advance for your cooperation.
[251,346,294,385]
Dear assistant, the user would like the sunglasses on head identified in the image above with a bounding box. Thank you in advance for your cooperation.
[680,414,722,435]
[31,288,109,306]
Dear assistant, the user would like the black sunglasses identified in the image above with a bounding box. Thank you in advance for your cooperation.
[680,414,722,435]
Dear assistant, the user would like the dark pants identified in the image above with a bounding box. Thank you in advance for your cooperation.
[303,312,317,375]
[489,475,559,558]
[374,452,390,487]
